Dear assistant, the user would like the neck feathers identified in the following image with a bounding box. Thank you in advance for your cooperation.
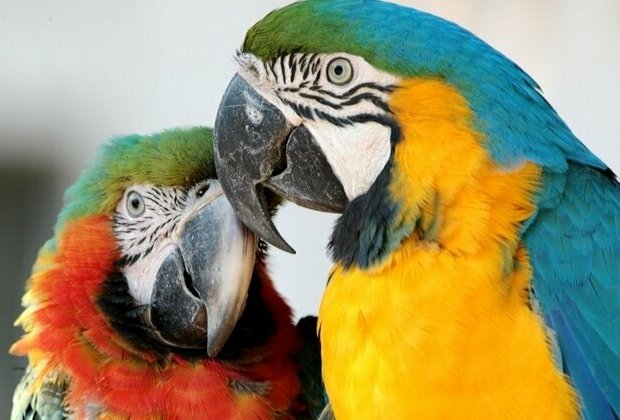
[12,216,302,417]
[330,77,542,271]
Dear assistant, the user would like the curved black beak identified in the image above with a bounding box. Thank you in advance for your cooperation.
[148,184,256,357]
[214,74,348,253]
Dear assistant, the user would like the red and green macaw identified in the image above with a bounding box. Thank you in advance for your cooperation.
[213,1,620,419]
[11,127,324,419]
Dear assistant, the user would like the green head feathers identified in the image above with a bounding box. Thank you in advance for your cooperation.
[56,127,214,232]
[242,0,466,78]
[243,1,388,70]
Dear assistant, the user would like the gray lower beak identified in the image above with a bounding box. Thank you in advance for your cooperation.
[214,74,348,253]
[149,190,256,357]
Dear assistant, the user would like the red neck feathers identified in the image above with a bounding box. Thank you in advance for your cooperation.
[12,215,302,418]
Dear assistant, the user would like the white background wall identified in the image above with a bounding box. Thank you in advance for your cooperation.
[1,0,618,412]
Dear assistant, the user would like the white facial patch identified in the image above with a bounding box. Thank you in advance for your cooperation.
[236,52,400,200]
[306,119,391,199]
[112,181,224,305]
[113,184,189,304]
[236,52,399,123]
[123,243,176,305]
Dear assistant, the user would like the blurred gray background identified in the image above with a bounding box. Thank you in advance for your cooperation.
[1,0,618,413]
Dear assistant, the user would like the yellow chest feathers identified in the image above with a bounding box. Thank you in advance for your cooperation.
[319,241,577,419]
[318,79,577,419]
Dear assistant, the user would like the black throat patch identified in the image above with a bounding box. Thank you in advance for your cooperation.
[328,120,404,270]
[96,257,276,362]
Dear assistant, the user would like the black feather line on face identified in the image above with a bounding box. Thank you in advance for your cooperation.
[340,92,391,114]
[299,92,342,110]
[97,257,277,361]
[289,55,297,83]
[309,82,395,99]
[279,56,286,84]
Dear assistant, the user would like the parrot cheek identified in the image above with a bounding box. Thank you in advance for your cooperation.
[303,119,392,201]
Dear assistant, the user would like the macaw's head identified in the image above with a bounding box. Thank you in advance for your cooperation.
[14,127,282,361]
[12,127,306,417]
[214,0,606,268]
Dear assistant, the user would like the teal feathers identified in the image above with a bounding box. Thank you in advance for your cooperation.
[526,166,620,419]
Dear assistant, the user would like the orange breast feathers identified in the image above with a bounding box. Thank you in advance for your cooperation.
[318,78,577,419]
[12,215,301,419]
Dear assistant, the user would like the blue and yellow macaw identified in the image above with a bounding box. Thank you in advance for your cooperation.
[212,1,620,418]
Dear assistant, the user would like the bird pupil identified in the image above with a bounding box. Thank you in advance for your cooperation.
[196,184,209,197]
[131,197,140,208]
[334,65,343,75]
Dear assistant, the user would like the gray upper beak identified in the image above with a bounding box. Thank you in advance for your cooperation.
[148,184,256,357]
[214,74,348,253]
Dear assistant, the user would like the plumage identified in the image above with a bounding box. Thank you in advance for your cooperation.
[211,0,620,418]
[11,127,324,419]
[527,165,620,420]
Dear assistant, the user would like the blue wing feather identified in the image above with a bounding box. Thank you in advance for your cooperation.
[545,309,616,420]
[525,164,620,419]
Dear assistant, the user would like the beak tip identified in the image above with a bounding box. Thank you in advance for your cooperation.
[259,226,296,254]
[272,238,296,254]
[206,342,222,359]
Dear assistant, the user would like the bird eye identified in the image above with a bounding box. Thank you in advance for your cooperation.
[195,182,210,198]
[326,57,353,85]
[126,191,145,217]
